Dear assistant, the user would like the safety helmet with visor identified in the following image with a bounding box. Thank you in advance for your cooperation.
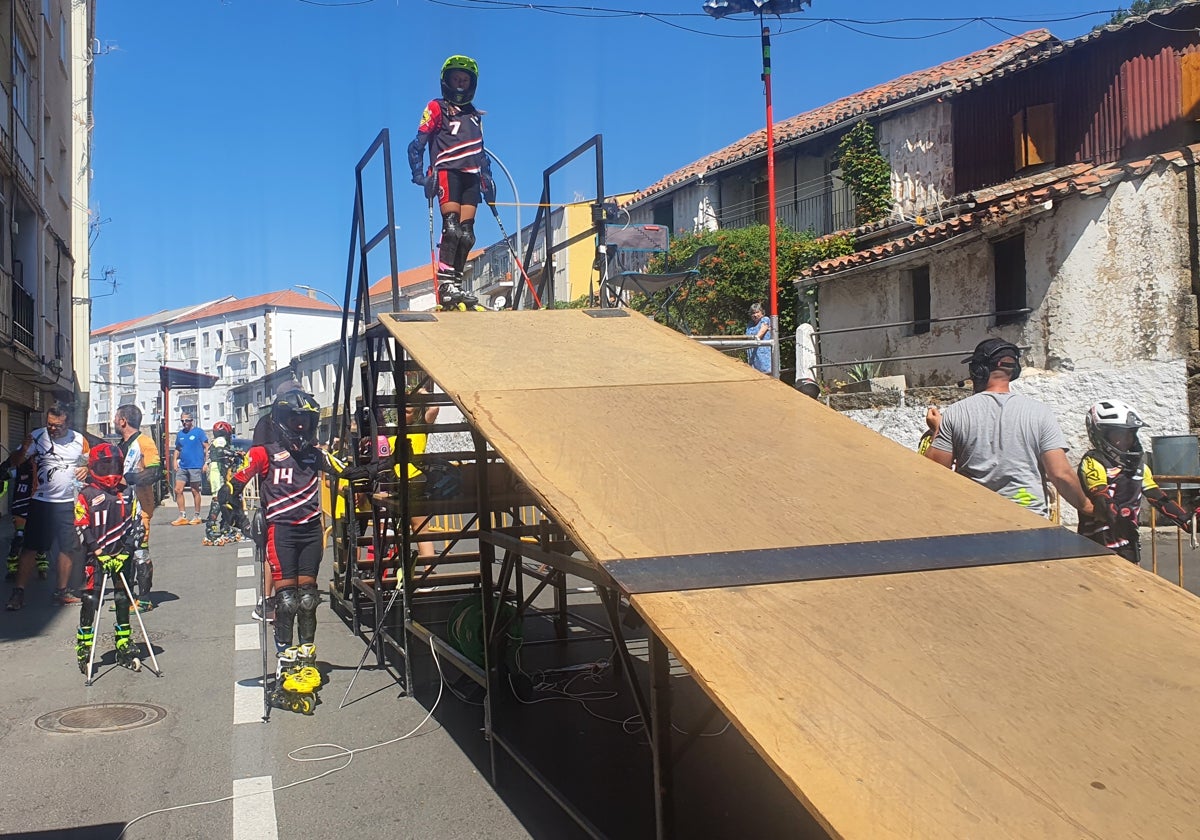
[88,442,125,491]
[271,387,320,451]
[440,55,479,106]
[1086,399,1146,471]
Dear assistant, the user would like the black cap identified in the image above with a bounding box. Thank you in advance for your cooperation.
[963,338,1021,381]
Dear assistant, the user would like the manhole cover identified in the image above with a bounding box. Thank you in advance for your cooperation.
[35,703,167,734]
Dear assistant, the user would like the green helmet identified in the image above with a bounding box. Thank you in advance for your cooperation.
[441,55,479,106]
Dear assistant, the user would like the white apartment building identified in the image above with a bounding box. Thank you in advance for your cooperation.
[0,0,94,447]
[88,289,343,437]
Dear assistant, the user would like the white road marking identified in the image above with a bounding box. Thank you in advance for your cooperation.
[238,546,254,558]
[232,775,278,840]
[233,680,266,725]
[235,623,261,651]
[235,588,256,607]
[237,565,254,577]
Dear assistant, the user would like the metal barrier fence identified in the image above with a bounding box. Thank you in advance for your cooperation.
[1146,476,1199,590]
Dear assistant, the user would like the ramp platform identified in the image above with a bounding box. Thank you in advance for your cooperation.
[366,308,1200,839]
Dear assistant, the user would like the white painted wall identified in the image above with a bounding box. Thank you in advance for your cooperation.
[812,167,1197,388]
[269,310,343,367]
[879,101,955,220]
[840,360,1189,525]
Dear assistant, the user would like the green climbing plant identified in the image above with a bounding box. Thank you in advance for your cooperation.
[1107,0,1183,25]
[630,225,854,342]
[835,121,892,226]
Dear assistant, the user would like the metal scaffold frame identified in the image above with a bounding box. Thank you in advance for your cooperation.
[323,132,713,840]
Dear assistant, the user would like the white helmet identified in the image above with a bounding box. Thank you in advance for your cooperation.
[1085,399,1145,470]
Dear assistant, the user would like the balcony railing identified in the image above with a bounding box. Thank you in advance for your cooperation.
[719,182,856,237]
[12,282,34,351]
[226,338,250,352]
[0,268,12,341]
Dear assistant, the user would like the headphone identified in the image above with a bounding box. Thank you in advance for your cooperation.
[966,339,1021,384]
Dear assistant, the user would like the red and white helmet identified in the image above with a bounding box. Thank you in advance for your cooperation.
[212,421,233,442]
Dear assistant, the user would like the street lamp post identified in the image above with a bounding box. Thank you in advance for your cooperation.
[703,0,812,379]
[294,284,343,310]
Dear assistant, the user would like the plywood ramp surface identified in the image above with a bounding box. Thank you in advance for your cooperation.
[379,310,1200,838]
[381,310,1048,562]
[636,556,1200,840]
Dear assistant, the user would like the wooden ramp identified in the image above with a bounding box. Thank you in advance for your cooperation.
[379,309,1200,840]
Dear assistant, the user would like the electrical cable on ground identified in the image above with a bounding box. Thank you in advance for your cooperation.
[113,637,447,840]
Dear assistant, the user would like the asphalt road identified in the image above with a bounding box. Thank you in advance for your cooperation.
[0,504,532,840]
[4,507,1196,840]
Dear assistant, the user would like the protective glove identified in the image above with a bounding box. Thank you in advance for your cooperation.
[99,554,124,575]
[340,464,372,484]
[480,174,495,205]
[423,173,440,201]
[217,482,235,511]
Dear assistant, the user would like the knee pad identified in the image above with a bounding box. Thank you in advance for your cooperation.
[275,586,300,647]
[79,591,97,627]
[438,212,462,267]
[454,220,476,273]
[297,584,320,644]
[134,553,153,597]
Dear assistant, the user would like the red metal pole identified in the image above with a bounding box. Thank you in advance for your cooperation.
[761,23,781,377]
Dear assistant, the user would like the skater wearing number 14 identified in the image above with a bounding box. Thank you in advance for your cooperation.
[219,385,386,713]
[407,54,495,311]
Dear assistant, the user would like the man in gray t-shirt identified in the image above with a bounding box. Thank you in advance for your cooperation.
[926,338,1092,520]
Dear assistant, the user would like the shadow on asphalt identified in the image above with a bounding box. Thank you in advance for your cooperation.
[2,826,126,839]
[351,594,830,840]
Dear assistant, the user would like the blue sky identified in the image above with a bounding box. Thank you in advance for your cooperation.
[88,0,1122,328]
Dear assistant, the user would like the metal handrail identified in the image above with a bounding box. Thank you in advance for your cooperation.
[1146,476,1200,591]
[814,308,1032,337]
[810,345,1032,370]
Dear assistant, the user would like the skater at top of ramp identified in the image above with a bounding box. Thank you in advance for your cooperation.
[407,54,495,312]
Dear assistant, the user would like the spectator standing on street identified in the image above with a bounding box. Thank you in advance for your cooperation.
[114,403,162,610]
[4,450,45,582]
[745,303,772,374]
[924,338,1093,520]
[5,403,90,610]
[172,412,208,526]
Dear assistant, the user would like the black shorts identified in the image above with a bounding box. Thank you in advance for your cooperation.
[25,499,81,555]
[265,519,324,581]
[435,168,481,208]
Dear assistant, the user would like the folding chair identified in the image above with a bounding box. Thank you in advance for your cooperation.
[608,245,717,334]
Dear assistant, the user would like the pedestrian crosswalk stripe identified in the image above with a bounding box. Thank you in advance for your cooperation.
[235,623,260,651]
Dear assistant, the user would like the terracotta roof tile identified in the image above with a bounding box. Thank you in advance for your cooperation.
[800,145,1199,280]
[91,316,144,338]
[171,290,340,323]
[367,250,486,298]
[625,30,1056,206]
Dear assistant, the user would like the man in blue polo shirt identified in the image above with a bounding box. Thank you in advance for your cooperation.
[172,412,209,525]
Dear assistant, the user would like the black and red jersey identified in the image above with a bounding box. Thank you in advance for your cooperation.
[74,483,139,558]
[417,99,485,173]
[10,460,34,518]
[232,443,344,526]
